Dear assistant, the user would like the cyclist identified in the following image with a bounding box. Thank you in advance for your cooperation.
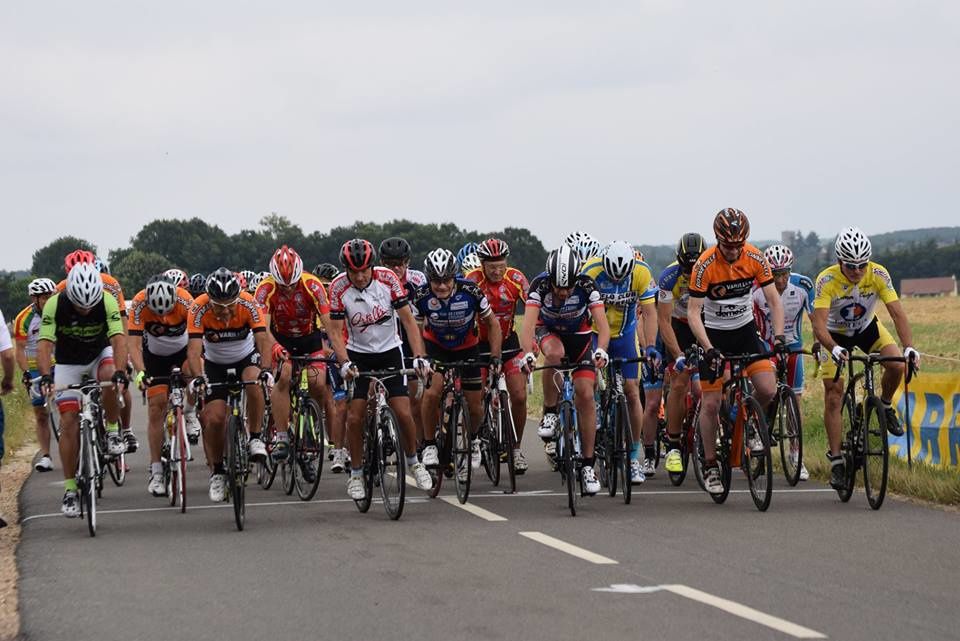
[466,237,531,474]
[327,239,433,500]
[314,263,340,281]
[128,275,198,497]
[313,261,349,471]
[255,246,348,475]
[164,268,189,290]
[57,250,138,453]
[520,244,610,495]
[240,270,258,294]
[460,252,481,276]
[415,248,502,474]
[753,243,815,481]
[187,268,273,502]
[564,231,603,264]
[687,209,786,495]
[657,232,706,475]
[37,262,129,517]
[188,273,207,298]
[378,237,428,455]
[582,241,659,484]
[456,242,479,269]
[13,278,59,472]
[812,227,918,488]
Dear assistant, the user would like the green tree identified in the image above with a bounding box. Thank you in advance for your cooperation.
[130,218,230,273]
[31,236,97,280]
[0,272,32,319]
[112,250,171,297]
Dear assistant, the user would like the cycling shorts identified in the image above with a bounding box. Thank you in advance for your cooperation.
[348,347,408,401]
[144,347,189,400]
[819,318,896,379]
[27,368,46,407]
[536,330,595,381]
[771,352,805,394]
[54,347,115,413]
[204,351,261,403]
[699,322,774,393]
[426,342,482,391]
[275,332,328,371]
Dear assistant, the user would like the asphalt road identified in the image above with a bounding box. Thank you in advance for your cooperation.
[16,404,960,641]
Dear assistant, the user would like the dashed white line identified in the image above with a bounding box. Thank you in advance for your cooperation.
[440,497,508,521]
[519,531,618,564]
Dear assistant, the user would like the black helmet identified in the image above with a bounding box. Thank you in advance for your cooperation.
[546,244,581,288]
[313,263,339,280]
[205,267,241,303]
[676,232,706,272]
[423,248,459,281]
[379,237,411,261]
[188,273,206,295]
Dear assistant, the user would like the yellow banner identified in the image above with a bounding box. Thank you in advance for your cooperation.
[890,373,960,466]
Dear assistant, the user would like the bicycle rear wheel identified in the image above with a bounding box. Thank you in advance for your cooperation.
[226,414,246,531]
[862,396,889,510]
[773,388,803,487]
[669,396,698,487]
[452,396,472,504]
[837,392,858,502]
[354,420,373,513]
[167,409,181,508]
[294,400,324,501]
[617,396,633,505]
[427,424,446,499]
[742,397,773,512]
[480,393,501,487]
[377,406,406,520]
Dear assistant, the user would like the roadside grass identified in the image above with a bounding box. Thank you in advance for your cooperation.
[2,385,34,461]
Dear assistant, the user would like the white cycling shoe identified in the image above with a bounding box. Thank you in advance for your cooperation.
[582,465,601,495]
[410,462,433,491]
[421,445,440,467]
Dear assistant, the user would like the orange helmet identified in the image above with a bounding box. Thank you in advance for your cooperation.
[269,245,304,286]
[713,208,750,244]
[64,249,95,273]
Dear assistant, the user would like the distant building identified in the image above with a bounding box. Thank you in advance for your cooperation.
[900,276,957,297]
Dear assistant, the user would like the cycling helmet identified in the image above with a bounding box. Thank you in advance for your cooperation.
[424,248,459,281]
[634,249,645,263]
[28,278,57,296]
[835,227,872,263]
[164,268,189,289]
[564,231,601,262]
[65,262,104,309]
[237,269,256,290]
[379,237,411,261]
[455,242,479,265]
[545,249,557,272]
[269,246,303,286]
[206,268,242,303]
[247,272,263,292]
[314,263,339,280]
[64,249,95,273]
[764,244,795,271]
[676,232,706,271]
[602,241,635,282]
[547,244,581,288]
[145,275,177,315]
[476,238,510,261]
[460,252,482,274]
[713,208,750,244]
[339,239,376,271]
[188,273,206,295]
[234,271,248,291]
[93,256,110,274]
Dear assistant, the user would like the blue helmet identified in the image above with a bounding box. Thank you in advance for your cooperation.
[456,242,479,266]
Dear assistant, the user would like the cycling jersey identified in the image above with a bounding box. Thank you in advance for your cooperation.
[581,257,656,338]
[188,292,267,364]
[752,274,813,348]
[465,267,528,340]
[689,244,773,331]
[412,279,492,350]
[128,287,194,356]
[396,268,427,347]
[813,262,898,336]
[39,293,124,365]
[328,267,408,354]
[0,310,11,353]
[657,261,694,321]
[56,273,127,316]
[526,272,603,335]
[13,305,44,369]
[254,273,330,338]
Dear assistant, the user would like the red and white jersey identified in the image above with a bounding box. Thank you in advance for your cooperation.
[328,267,409,354]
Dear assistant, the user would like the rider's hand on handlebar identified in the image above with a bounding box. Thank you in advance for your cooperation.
[592,348,609,369]
[271,343,289,364]
[521,352,537,374]
[704,347,724,381]
[488,356,502,378]
[413,356,432,379]
[190,375,208,393]
[21,371,32,387]
[135,370,146,390]
[39,374,54,397]
[258,368,275,388]
[340,360,359,381]
[644,345,661,367]
[831,345,849,365]
[111,370,129,389]
[904,346,920,370]
[774,334,790,357]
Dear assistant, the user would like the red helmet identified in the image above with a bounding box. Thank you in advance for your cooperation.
[64,250,95,273]
[339,239,376,271]
[713,208,750,244]
[269,245,303,286]
[476,238,510,261]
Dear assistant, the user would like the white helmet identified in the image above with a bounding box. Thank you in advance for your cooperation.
[247,272,263,292]
[424,248,459,281]
[146,275,177,315]
[835,227,872,263]
[764,244,794,271]
[66,263,104,309]
[460,252,481,275]
[602,241,636,282]
[564,231,601,263]
[163,268,188,288]
[28,278,57,296]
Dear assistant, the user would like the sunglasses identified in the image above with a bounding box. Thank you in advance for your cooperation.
[382,259,406,268]
[842,261,868,271]
[210,299,238,309]
[772,268,791,277]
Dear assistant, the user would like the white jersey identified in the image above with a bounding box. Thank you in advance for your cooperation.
[751,273,813,348]
[328,267,409,354]
[0,310,12,352]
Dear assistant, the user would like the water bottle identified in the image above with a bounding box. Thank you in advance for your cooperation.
[333,387,347,402]
[728,403,738,424]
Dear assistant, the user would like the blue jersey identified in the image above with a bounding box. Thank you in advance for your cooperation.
[412,278,491,350]
[526,272,603,335]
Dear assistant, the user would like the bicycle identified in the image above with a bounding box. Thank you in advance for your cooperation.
[767,349,806,487]
[200,372,268,531]
[832,351,916,509]
[657,353,701,487]
[348,367,416,520]
[425,359,483,504]
[53,379,124,537]
[594,356,644,504]
[276,355,330,501]
[478,350,520,494]
[148,368,192,513]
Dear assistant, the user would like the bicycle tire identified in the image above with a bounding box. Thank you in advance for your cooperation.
[377,405,406,520]
[742,396,773,511]
[354,420,373,513]
[227,413,246,531]
[560,402,577,516]
[775,387,803,487]
[595,402,613,496]
[669,395,698,487]
[427,421,446,499]
[500,390,516,494]
[82,423,97,536]
[618,396,633,505]
[452,395,472,504]
[281,428,296,496]
[258,405,278,490]
[49,411,60,443]
[294,400,324,501]
[837,391,858,502]
[862,396,889,510]
[167,409,180,508]
[711,414,732,504]
[177,409,188,512]
[480,393,501,487]
[692,423,707,492]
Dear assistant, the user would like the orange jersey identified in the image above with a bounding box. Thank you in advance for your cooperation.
[254,273,330,338]
[57,273,127,316]
[689,243,773,331]
[188,292,267,364]
[128,287,194,356]
[465,267,528,340]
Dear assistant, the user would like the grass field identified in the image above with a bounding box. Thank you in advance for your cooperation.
[1,386,33,462]
[521,296,960,506]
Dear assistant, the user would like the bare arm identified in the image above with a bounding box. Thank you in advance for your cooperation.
[127,335,145,373]
[187,337,204,378]
[657,302,682,360]
[397,306,427,358]
[519,305,539,355]
[109,334,128,374]
[640,301,658,350]
[1,348,13,392]
[319,312,349,365]
[885,300,914,350]
[484,312,502,359]
[811,308,835,351]
[15,341,29,374]
[37,340,54,377]
[687,297,711,350]
[591,306,610,352]
[254,330,271,367]
[761,282,785,337]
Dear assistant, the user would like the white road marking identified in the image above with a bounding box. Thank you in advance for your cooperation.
[519,531,618,565]
[593,584,664,594]
[440,497,508,521]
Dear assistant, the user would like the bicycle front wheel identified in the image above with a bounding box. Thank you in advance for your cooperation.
[354,422,373,513]
[560,403,577,516]
[108,450,126,486]
[617,396,633,505]
[837,392,858,503]
[177,410,188,512]
[743,397,773,512]
[226,414,246,531]
[862,396,889,510]
[711,417,732,505]
[294,400,324,501]
[81,425,97,536]
[500,390,517,494]
[452,396,472,504]
[774,388,803,487]
[480,394,501,487]
[377,406,406,520]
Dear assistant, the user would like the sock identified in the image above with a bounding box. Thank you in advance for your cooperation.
[350,468,363,478]
[644,445,656,460]
[424,439,437,447]
[629,442,641,461]
[406,454,418,466]
[64,478,78,493]
[212,463,226,475]
[583,456,595,467]
[249,432,261,441]
[151,462,163,476]
[105,421,120,434]
[881,398,893,408]
[543,405,557,416]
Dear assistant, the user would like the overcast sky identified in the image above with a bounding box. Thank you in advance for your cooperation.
[2,2,957,270]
